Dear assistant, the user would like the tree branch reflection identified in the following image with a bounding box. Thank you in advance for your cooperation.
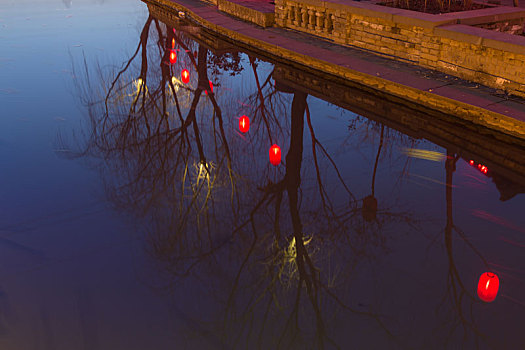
[61,10,507,348]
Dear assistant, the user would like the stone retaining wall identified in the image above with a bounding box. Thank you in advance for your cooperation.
[274,0,525,97]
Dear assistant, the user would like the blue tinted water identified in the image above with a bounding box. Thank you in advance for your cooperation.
[1,1,524,348]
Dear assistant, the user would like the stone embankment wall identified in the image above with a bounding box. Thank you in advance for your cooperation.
[274,0,525,97]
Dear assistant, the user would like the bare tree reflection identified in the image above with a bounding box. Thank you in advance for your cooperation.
[362,124,383,222]
[60,10,508,348]
[434,150,495,349]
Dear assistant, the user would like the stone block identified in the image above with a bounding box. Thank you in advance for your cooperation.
[364,42,378,50]
[379,47,395,55]
[482,34,525,56]
[421,42,440,50]
[352,40,367,47]
[390,33,408,41]
[381,37,397,45]
[392,12,454,29]
[435,25,483,46]
[419,52,438,61]
[362,36,378,44]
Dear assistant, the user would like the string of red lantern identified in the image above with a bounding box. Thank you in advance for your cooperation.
[469,160,489,175]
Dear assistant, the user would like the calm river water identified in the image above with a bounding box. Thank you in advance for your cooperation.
[1,0,524,349]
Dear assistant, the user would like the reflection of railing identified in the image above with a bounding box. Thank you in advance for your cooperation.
[273,63,525,189]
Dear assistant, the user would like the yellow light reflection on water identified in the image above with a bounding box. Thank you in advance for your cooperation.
[285,236,313,261]
[279,235,315,287]
[132,78,147,95]
[402,148,446,162]
[195,161,215,187]
[170,76,181,92]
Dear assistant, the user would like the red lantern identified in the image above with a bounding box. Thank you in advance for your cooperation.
[169,50,177,64]
[269,144,281,166]
[477,272,499,302]
[171,38,175,49]
[239,115,250,133]
[181,69,190,84]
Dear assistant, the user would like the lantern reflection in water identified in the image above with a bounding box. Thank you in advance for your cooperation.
[269,144,281,166]
[181,69,190,84]
[205,80,213,95]
[239,115,250,133]
[169,50,177,64]
[469,160,489,175]
[477,272,499,302]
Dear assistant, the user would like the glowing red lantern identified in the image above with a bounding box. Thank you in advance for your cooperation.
[181,69,190,84]
[469,160,490,176]
[171,38,175,49]
[239,115,250,133]
[169,50,177,64]
[269,144,281,166]
[477,272,499,302]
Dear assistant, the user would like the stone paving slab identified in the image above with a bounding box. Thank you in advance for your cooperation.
[145,0,525,140]
[487,101,525,122]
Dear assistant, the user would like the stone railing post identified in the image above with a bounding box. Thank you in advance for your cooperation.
[315,11,324,32]
[294,5,301,26]
[324,12,333,34]
[285,3,291,23]
[308,9,315,30]
[301,8,308,28]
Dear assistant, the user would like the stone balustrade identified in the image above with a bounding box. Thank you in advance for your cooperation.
[275,0,525,97]
[278,1,337,38]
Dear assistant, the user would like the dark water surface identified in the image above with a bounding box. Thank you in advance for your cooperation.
[1,0,524,349]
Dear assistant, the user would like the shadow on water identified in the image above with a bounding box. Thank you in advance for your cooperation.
[59,5,525,349]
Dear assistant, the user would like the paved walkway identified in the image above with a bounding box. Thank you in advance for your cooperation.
[147,0,525,140]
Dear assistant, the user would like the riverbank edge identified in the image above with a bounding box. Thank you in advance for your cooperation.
[144,0,525,141]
